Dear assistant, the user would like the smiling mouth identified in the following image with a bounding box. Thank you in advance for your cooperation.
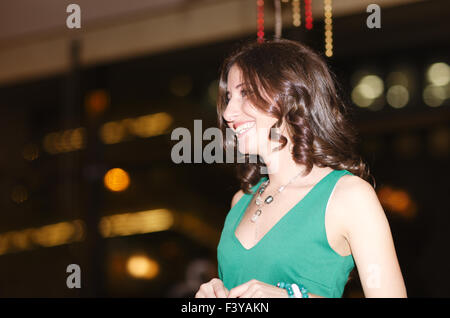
[234,122,256,137]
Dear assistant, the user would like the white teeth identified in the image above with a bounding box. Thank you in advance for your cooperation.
[235,122,255,135]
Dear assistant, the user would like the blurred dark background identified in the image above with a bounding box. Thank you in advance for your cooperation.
[0,0,449,297]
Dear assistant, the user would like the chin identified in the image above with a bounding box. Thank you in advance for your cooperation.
[237,145,257,156]
[237,139,265,157]
[237,138,258,156]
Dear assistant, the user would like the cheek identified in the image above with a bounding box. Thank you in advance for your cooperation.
[256,117,278,137]
[252,122,270,150]
[255,118,281,151]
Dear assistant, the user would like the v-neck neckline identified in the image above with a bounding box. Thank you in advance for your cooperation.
[233,169,337,251]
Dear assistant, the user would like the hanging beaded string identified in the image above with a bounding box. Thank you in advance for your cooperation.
[257,0,265,43]
[292,0,301,27]
[324,0,333,57]
[274,0,282,39]
[251,169,305,223]
[304,0,313,30]
[251,169,305,245]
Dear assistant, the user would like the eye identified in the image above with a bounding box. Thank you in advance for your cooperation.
[225,89,250,103]
[241,88,253,97]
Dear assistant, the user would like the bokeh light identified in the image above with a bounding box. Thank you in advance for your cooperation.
[351,73,384,109]
[359,75,384,99]
[104,168,130,192]
[387,85,409,108]
[100,121,127,144]
[31,220,84,247]
[423,84,447,107]
[0,220,85,255]
[99,112,173,144]
[126,254,159,279]
[42,128,85,154]
[377,185,417,218]
[85,90,109,117]
[426,62,450,86]
[99,209,174,238]
[423,62,449,107]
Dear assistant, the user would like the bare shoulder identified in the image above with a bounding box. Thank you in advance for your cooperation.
[333,174,376,202]
[331,174,385,235]
[231,189,245,209]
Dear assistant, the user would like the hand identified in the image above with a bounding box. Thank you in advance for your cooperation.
[228,279,289,298]
[195,278,229,298]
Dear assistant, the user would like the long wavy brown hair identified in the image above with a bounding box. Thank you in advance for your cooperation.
[217,38,375,194]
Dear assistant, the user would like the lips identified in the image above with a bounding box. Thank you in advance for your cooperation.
[233,121,254,130]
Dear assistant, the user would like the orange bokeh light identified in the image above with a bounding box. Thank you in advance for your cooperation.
[104,168,130,192]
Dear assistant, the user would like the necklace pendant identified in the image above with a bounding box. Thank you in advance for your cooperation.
[264,195,274,204]
[251,209,262,223]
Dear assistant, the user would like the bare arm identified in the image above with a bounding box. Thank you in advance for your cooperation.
[231,189,245,209]
[335,176,407,297]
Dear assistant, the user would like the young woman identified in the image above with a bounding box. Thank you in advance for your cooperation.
[195,38,406,298]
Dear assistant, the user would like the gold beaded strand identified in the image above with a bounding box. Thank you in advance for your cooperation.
[324,0,333,57]
[292,0,301,27]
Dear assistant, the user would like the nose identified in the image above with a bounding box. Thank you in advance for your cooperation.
[222,98,241,126]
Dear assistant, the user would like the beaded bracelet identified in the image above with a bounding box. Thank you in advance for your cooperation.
[277,282,294,298]
[277,282,309,298]
[292,283,309,298]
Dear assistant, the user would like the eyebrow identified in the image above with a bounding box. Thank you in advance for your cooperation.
[226,83,244,94]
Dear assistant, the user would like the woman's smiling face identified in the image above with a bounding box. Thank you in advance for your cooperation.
[223,64,280,157]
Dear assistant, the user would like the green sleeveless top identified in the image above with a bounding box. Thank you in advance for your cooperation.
[217,169,355,298]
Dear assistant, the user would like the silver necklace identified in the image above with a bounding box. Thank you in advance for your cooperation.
[250,168,305,223]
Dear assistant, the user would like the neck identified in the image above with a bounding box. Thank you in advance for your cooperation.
[261,144,310,187]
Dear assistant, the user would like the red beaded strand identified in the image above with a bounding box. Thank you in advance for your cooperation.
[257,0,265,43]
[305,0,313,30]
